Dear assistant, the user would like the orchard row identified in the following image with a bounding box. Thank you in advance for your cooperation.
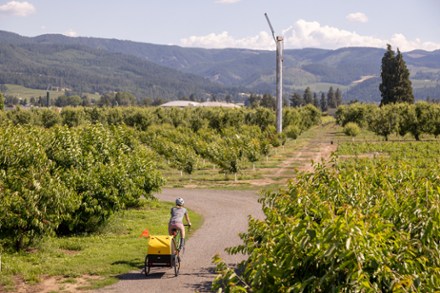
[214,139,440,291]
[0,106,321,251]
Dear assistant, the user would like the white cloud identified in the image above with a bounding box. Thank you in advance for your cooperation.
[389,33,440,52]
[0,1,35,16]
[180,31,274,50]
[64,29,78,37]
[284,19,384,49]
[215,0,241,3]
[180,19,440,52]
[346,12,368,23]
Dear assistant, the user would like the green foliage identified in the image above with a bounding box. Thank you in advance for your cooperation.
[212,254,250,292]
[6,106,33,125]
[39,108,61,128]
[343,122,360,137]
[335,103,376,128]
[123,107,154,130]
[0,106,323,250]
[336,102,440,140]
[380,44,414,105]
[61,107,84,127]
[0,110,7,125]
[245,107,276,131]
[298,104,321,131]
[0,124,164,249]
[367,104,399,141]
[396,103,420,140]
[215,141,440,292]
[0,92,4,110]
[284,125,300,139]
[55,95,82,107]
[0,200,203,291]
[0,126,78,250]
[0,41,225,100]
[303,87,313,105]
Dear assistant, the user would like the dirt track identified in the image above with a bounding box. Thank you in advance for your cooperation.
[93,189,264,293]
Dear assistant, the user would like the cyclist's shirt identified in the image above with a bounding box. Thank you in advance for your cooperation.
[169,207,187,224]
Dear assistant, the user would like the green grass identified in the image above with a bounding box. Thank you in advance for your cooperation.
[0,199,203,291]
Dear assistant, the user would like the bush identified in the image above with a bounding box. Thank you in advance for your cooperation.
[284,125,301,139]
[0,126,78,250]
[0,124,165,249]
[343,122,360,137]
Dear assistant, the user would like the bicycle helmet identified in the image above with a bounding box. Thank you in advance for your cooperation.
[175,197,184,206]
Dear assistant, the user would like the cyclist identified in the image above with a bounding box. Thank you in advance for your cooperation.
[168,197,191,250]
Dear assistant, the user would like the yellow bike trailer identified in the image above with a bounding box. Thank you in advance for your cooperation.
[144,235,179,276]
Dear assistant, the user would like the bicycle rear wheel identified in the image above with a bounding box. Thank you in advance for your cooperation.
[173,254,181,276]
[144,255,150,276]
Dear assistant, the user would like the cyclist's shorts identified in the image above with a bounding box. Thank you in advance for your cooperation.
[168,222,184,236]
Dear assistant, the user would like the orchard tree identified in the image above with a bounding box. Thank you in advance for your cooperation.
[379,44,414,105]
[260,94,276,109]
[368,104,400,141]
[115,91,136,106]
[0,92,4,110]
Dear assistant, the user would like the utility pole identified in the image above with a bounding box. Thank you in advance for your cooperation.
[265,13,284,134]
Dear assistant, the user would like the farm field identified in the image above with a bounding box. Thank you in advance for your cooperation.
[0,115,334,292]
[213,129,440,291]
[1,104,440,292]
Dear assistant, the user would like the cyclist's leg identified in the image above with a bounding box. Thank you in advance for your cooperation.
[169,222,186,250]
[175,223,185,250]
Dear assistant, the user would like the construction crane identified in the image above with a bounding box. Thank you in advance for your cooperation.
[264,13,284,134]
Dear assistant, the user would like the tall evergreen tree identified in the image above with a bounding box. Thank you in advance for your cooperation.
[394,49,414,103]
[290,93,303,107]
[327,87,337,108]
[379,44,414,105]
[303,87,314,105]
[379,44,396,105]
[247,93,261,108]
[335,88,342,106]
[320,92,328,112]
[313,92,320,108]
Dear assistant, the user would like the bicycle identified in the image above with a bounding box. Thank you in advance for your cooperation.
[144,224,190,277]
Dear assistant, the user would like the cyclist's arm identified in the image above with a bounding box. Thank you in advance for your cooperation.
[185,212,191,226]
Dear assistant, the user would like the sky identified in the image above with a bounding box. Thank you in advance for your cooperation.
[0,0,439,52]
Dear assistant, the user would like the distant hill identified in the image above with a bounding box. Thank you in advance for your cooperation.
[1,30,439,102]
[0,31,230,100]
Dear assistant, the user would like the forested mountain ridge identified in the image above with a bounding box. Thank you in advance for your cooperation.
[0,31,231,100]
[1,30,439,102]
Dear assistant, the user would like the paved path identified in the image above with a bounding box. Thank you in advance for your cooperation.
[94,188,264,293]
